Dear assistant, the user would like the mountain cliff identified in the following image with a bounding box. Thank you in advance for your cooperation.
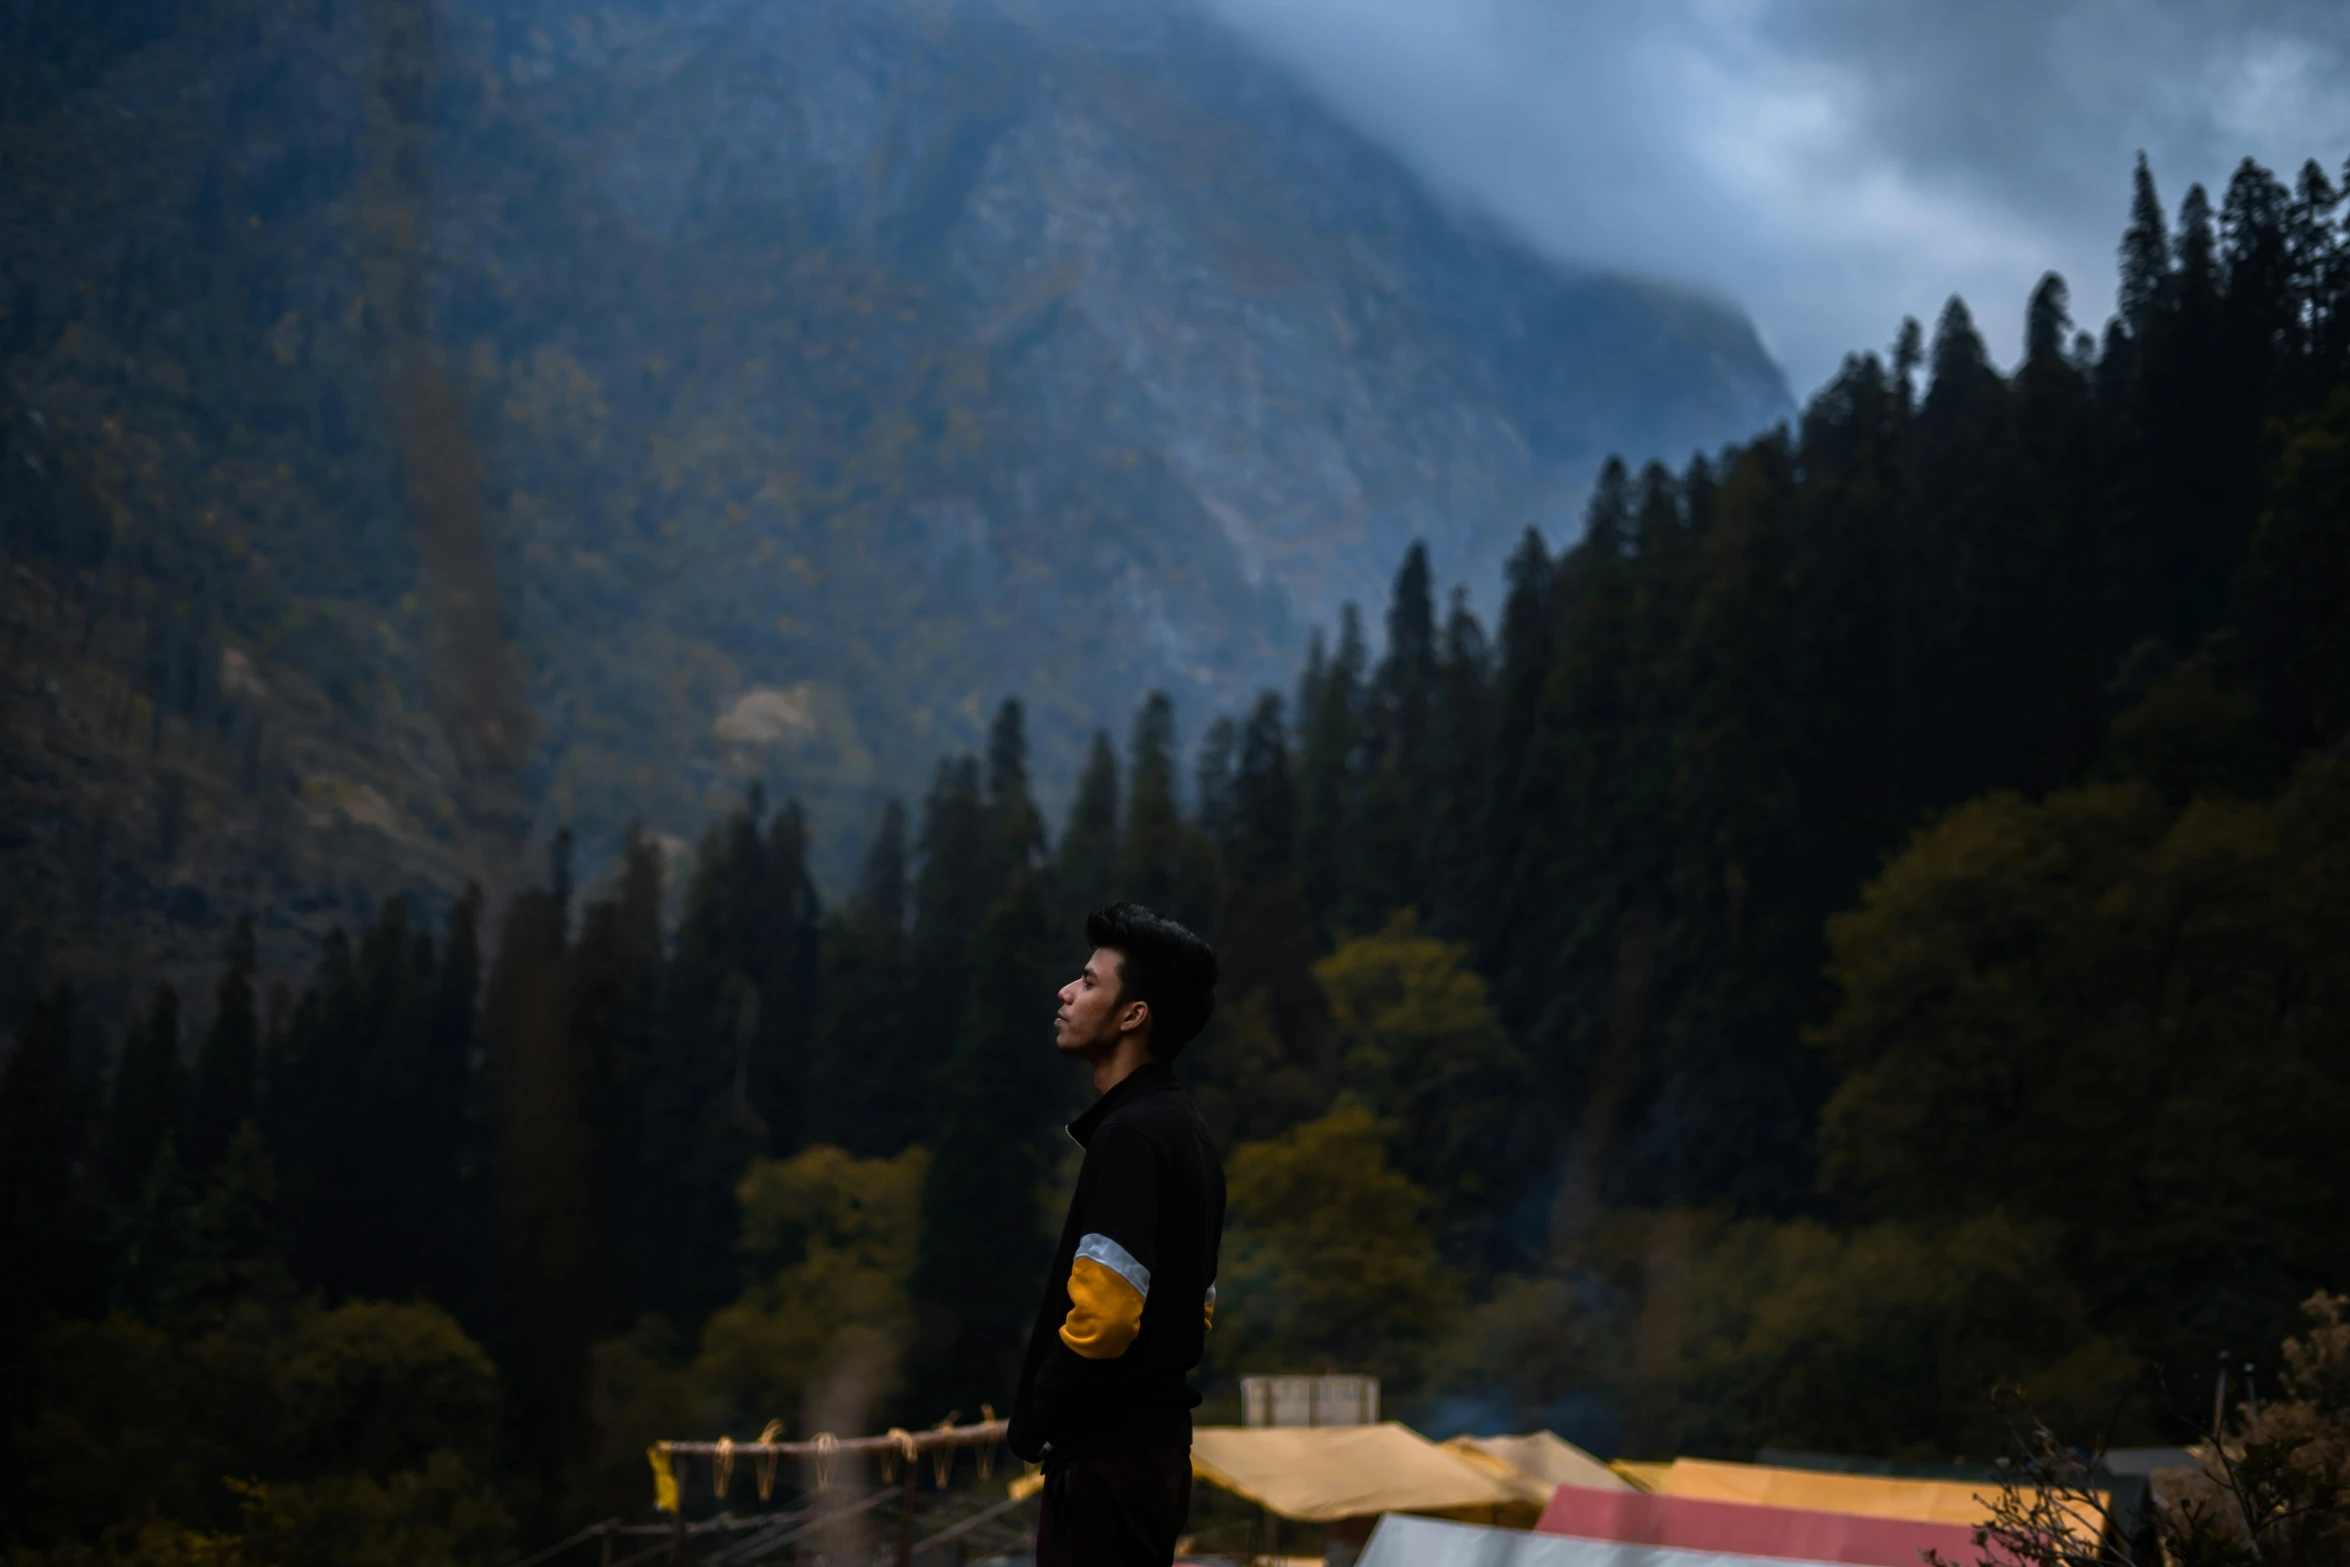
[0,0,1790,1009]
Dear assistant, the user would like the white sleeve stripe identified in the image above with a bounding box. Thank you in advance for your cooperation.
[1204,1284,1217,1306]
[1075,1233,1151,1298]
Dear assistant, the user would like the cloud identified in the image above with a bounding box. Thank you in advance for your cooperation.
[1203,0,2350,397]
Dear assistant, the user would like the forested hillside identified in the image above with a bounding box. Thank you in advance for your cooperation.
[6,116,2349,1567]
[0,0,1791,1032]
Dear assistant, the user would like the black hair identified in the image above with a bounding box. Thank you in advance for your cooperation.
[1083,902,1218,1059]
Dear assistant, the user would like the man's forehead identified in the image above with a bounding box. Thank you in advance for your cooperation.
[1085,946,1125,976]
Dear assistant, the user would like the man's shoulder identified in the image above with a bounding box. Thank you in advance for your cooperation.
[1099,1078,1214,1148]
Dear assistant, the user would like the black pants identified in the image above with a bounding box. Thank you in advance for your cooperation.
[1037,1447,1193,1567]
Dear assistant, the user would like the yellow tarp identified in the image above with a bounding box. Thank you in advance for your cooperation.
[1628,1457,2104,1544]
[1640,1457,2001,1524]
[1190,1424,1532,1525]
[1445,1433,1633,1497]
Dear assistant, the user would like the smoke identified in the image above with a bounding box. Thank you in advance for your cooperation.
[797,1334,893,1559]
[361,0,536,891]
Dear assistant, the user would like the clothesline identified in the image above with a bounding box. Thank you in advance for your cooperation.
[646,1413,1011,1517]
[657,1416,1008,1461]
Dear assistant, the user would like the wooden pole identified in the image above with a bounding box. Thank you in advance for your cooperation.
[600,1522,613,1567]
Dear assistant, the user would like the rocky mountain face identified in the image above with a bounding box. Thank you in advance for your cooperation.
[0,0,1789,1017]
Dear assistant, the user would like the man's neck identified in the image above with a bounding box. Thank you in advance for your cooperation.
[1090,1036,1157,1096]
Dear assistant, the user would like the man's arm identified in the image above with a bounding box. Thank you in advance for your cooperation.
[1058,1125,1158,1360]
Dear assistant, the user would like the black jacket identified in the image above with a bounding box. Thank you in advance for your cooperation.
[1007,1062,1225,1463]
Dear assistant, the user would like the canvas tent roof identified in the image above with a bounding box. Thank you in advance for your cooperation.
[1450,1433,1634,1495]
[1189,1423,1529,1524]
[1623,1458,2102,1547]
[1629,1458,2000,1525]
[1537,1481,1985,1567]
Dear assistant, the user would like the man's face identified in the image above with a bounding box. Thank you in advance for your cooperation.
[1055,947,1135,1057]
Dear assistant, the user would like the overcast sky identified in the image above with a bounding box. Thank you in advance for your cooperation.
[1204,0,2350,399]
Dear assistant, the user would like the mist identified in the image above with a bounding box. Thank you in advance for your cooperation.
[1204,0,2350,394]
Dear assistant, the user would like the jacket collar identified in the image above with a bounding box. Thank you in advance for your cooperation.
[1066,1059,1179,1149]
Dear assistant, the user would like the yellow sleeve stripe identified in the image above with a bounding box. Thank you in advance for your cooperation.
[1204,1282,1217,1333]
[1061,1256,1147,1359]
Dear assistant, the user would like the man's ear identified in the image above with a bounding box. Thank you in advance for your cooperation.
[1119,997,1151,1038]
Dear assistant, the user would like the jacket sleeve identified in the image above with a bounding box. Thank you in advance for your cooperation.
[1058,1125,1159,1359]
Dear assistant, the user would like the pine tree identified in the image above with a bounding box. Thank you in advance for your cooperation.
[986,699,1047,884]
[1190,693,1329,1141]
[2011,274,2106,791]
[1295,606,1367,930]
[185,917,259,1175]
[571,832,666,1324]
[910,866,1069,1415]
[103,986,183,1206]
[482,881,605,1466]
[0,986,96,1342]
[1118,692,1183,912]
[2120,151,2173,337]
[2025,271,2073,369]
[1054,730,1121,922]
[168,1122,296,1323]
[107,1137,193,1318]
[747,800,822,1156]
[1656,433,1816,1208]
[260,932,343,1280]
[1193,715,1237,859]
[2220,158,2292,367]
[328,896,440,1302]
[429,883,486,1315]
[910,755,991,1078]
[2285,160,2344,375]
[1891,316,1924,414]
[810,801,922,1155]
[1359,544,1438,920]
[653,790,815,1325]
[1907,294,2053,802]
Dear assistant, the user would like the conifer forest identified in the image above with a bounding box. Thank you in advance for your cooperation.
[6,20,2350,1565]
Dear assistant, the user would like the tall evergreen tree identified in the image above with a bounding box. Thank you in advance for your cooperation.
[1295,607,1367,930]
[1655,434,1816,1208]
[571,833,666,1324]
[331,897,440,1302]
[1193,715,1237,859]
[810,801,922,1155]
[2120,151,2173,338]
[1359,544,1438,920]
[1199,693,1329,1134]
[1055,730,1121,923]
[911,842,1068,1411]
[909,755,991,1083]
[1424,586,1493,939]
[103,986,183,1206]
[1479,529,1554,976]
[184,918,259,1176]
[986,699,1048,882]
[0,987,98,1346]
[1118,692,1184,913]
[650,789,818,1325]
[482,880,604,1469]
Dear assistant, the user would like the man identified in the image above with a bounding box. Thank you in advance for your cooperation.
[1008,903,1224,1567]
